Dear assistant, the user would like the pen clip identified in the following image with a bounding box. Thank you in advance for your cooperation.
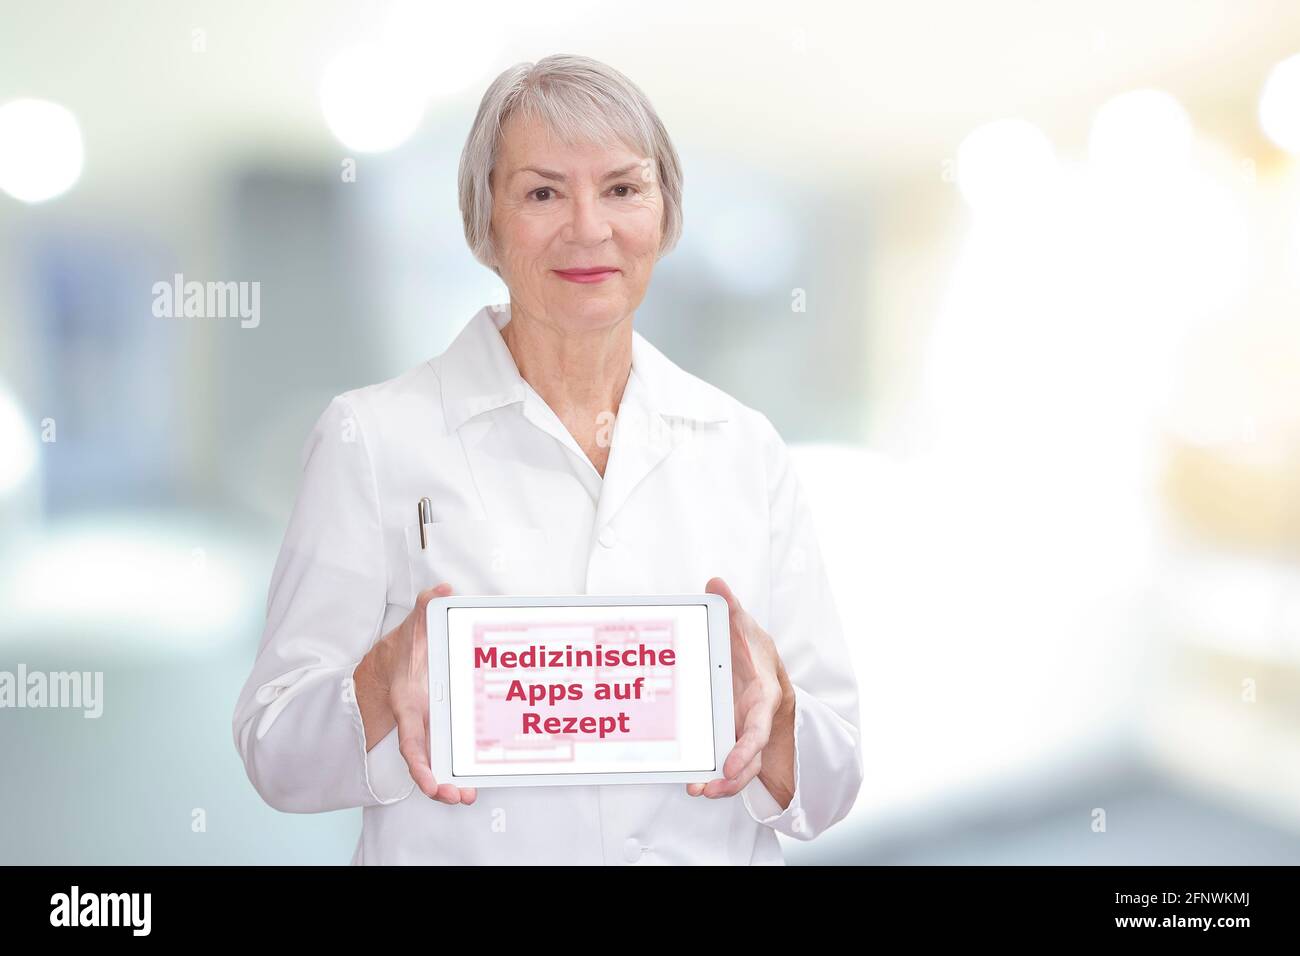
[417,496,433,549]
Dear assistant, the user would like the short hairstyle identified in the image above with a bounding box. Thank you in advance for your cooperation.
[457,54,684,276]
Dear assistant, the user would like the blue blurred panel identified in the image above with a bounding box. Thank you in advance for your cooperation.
[211,167,389,520]
[29,232,184,512]
[635,154,872,443]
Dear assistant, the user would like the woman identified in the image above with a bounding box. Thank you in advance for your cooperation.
[232,54,862,865]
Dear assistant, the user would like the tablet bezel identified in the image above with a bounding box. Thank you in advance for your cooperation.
[426,593,734,788]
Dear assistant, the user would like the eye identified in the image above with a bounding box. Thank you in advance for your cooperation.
[528,187,556,201]
[610,183,639,198]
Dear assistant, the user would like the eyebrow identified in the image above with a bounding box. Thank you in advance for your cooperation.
[510,163,641,184]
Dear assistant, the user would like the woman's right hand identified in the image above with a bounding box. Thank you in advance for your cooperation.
[354,582,477,806]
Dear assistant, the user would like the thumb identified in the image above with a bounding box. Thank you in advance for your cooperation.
[705,577,743,618]
[707,577,755,668]
[416,582,455,612]
[707,574,748,629]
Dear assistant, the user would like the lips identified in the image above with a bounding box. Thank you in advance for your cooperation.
[553,267,619,284]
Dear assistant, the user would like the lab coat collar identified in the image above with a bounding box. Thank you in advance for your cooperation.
[435,304,731,434]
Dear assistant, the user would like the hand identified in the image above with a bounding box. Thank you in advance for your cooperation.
[687,577,796,803]
[355,582,477,806]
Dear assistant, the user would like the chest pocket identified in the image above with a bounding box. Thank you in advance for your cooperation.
[405,518,550,600]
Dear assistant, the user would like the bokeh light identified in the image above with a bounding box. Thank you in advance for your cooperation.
[0,98,83,203]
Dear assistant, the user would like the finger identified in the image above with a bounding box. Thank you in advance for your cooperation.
[421,697,462,806]
[458,787,477,805]
[703,750,762,798]
[394,696,439,799]
[408,584,464,805]
[434,782,462,804]
[686,782,705,797]
[725,706,772,779]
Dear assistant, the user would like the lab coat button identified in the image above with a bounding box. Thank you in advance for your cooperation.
[622,837,643,862]
[598,526,617,549]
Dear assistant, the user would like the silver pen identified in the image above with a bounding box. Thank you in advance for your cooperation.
[417,496,433,549]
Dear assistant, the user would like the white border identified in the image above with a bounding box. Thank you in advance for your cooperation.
[427,593,734,788]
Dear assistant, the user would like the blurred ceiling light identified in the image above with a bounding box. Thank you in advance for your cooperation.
[379,4,505,100]
[1081,89,1245,328]
[0,388,37,493]
[955,118,1056,214]
[1089,89,1192,178]
[1292,204,1300,289]
[319,45,428,153]
[1259,52,1300,154]
[0,98,84,203]
[2,517,250,649]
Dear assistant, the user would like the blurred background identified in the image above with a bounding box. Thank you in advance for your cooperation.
[2,0,1299,864]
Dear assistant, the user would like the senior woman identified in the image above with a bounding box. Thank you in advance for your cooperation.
[232,54,862,865]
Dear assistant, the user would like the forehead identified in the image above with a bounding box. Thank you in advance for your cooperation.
[497,110,642,171]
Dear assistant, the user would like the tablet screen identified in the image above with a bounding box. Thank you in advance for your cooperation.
[445,603,718,777]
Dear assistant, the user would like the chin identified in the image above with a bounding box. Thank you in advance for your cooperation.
[558,296,631,329]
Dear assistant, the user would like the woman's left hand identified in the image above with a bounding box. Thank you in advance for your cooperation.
[687,577,797,806]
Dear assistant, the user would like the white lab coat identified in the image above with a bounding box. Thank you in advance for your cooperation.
[232,303,863,865]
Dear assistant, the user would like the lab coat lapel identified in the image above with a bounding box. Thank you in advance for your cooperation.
[518,391,598,473]
[437,305,731,528]
[591,331,731,529]
[592,368,682,532]
[437,305,527,435]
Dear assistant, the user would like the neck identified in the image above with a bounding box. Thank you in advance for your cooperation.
[500,304,634,423]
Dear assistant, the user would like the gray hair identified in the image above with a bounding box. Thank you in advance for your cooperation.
[457,54,684,276]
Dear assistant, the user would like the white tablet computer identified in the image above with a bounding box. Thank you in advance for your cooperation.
[426,594,735,788]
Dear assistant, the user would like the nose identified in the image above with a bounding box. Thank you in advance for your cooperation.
[563,190,612,246]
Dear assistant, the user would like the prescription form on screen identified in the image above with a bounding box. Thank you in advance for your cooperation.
[446,604,717,776]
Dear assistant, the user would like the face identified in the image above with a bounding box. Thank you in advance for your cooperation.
[488,110,665,333]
